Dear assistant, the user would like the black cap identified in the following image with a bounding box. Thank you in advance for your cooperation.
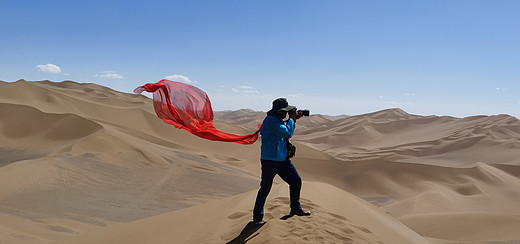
[269,98,296,113]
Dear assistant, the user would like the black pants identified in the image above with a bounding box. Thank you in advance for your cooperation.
[253,159,302,221]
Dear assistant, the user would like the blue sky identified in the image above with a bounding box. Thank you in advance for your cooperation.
[1,0,519,117]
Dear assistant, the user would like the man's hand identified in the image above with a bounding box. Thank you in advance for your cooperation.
[289,109,304,120]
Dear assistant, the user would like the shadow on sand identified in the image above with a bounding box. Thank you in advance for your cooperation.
[280,213,295,220]
[227,222,265,244]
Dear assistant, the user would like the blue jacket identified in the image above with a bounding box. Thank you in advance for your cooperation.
[260,115,296,161]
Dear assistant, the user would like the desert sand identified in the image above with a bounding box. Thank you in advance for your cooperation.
[1,80,519,243]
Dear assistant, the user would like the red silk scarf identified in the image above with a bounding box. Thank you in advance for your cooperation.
[134,79,260,145]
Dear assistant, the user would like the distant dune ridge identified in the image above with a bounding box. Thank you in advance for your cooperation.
[1,80,519,243]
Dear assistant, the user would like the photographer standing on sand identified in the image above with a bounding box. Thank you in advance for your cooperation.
[252,98,311,224]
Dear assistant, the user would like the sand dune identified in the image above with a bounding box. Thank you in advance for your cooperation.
[58,182,428,244]
[217,106,520,167]
[294,109,520,167]
[0,103,102,147]
[400,212,520,243]
[1,80,520,243]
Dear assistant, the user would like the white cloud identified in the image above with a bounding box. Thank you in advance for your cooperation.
[36,63,61,73]
[288,93,304,98]
[495,87,510,91]
[231,85,260,95]
[95,71,124,79]
[244,90,260,94]
[164,74,196,83]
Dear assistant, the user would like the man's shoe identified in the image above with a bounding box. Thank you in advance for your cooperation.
[253,219,266,225]
[290,209,311,216]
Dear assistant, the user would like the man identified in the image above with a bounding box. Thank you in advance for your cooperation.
[253,98,311,224]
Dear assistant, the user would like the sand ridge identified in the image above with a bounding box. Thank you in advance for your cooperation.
[57,182,427,244]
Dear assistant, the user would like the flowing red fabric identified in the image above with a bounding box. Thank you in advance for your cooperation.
[134,79,260,145]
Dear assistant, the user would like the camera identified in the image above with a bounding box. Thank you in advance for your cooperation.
[299,109,310,116]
